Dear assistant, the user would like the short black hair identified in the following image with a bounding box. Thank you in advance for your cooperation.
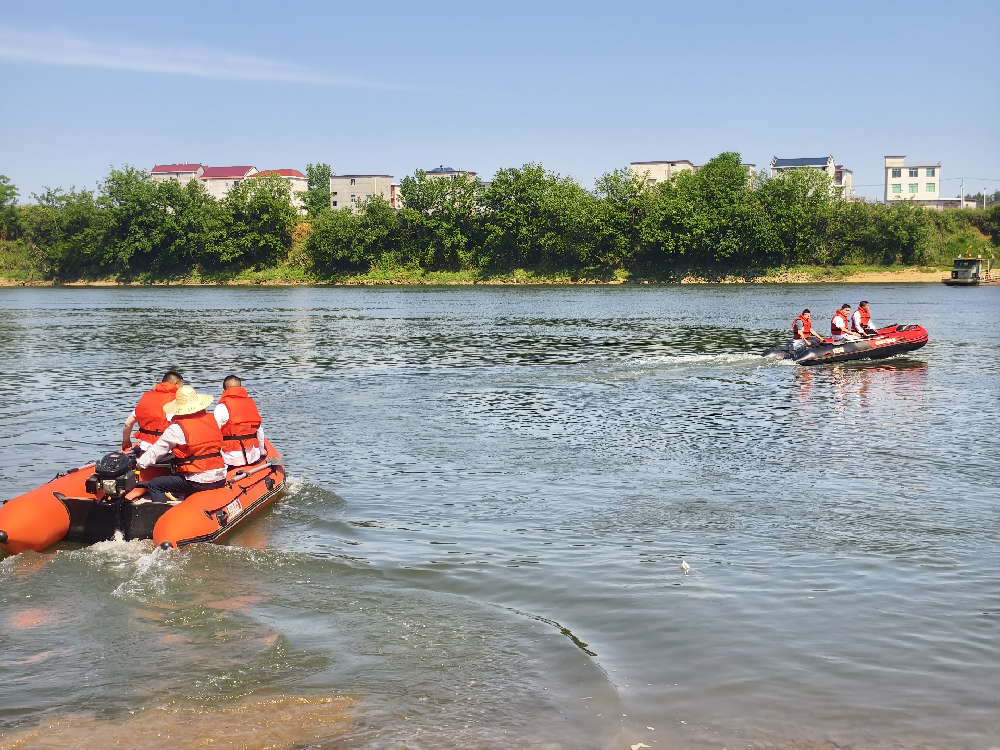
[860,300,869,306]
[223,375,242,390]
[802,309,810,314]
[162,370,183,385]
[841,303,851,309]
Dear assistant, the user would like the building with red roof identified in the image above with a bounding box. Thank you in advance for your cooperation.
[253,169,308,214]
[150,163,204,185]
[198,166,258,200]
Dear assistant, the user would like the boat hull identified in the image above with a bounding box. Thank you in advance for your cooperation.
[762,325,929,366]
[0,440,285,556]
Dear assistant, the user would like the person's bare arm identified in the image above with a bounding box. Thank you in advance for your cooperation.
[122,415,137,451]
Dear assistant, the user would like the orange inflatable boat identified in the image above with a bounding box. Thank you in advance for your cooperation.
[0,440,285,556]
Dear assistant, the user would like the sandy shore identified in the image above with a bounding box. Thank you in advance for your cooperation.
[0,268,952,287]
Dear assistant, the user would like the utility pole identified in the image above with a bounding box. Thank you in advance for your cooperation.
[960,178,965,209]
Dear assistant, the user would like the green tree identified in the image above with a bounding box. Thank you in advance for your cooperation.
[0,175,19,240]
[756,167,836,264]
[397,170,483,269]
[304,163,332,217]
[480,164,597,270]
[221,172,298,268]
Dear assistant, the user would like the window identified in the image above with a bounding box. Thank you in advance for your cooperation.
[332,201,338,207]
[926,183,935,193]
[909,168,918,177]
[926,168,935,177]
[892,184,902,194]
[908,183,918,193]
[350,178,356,186]
[332,191,337,196]
[647,178,656,184]
[891,168,901,178]
[351,195,356,202]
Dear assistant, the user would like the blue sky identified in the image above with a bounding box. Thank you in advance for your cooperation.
[1,0,998,202]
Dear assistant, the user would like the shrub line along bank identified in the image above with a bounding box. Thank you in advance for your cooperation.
[1,153,997,284]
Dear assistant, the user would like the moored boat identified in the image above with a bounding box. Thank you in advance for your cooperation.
[0,439,285,556]
[762,324,929,366]
[942,255,999,286]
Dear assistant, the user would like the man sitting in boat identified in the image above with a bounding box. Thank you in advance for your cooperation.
[136,386,227,503]
[831,304,862,343]
[121,371,183,452]
[791,309,821,350]
[851,301,878,337]
[214,375,267,468]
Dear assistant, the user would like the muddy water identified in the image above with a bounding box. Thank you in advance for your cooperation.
[1,284,998,748]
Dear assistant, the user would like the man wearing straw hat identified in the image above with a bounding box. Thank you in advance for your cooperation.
[136,385,227,503]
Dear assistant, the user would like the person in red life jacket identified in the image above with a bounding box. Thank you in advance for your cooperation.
[214,375,267,468]
[830,303,860,342]
[136,385,226,503]
[851,300,877,336]
[121,371,184,451]
[791,309,821,349]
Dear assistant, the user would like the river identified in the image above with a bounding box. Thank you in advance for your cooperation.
[1,284,998,749]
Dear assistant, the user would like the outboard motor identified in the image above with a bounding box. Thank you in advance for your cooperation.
[85,451,137,502]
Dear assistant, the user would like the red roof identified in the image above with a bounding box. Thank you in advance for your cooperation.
[152,163,203,173]
[253,169,306,179]
[200,166,256,179]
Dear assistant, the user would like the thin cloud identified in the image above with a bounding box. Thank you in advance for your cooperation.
[0,27,410,90]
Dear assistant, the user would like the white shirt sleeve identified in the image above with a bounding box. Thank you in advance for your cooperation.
[214,403,230,428]
[137,423,186,468]
[851,310,862,331]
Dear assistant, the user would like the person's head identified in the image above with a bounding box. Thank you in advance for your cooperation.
[165,385,213,416]
[223,375,242,391]
[840,303,851,312]
[161,370,184,386]
[859,301,869,310]
[801,309,811,319]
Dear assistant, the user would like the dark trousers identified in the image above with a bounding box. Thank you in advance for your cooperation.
[146,475,226,503]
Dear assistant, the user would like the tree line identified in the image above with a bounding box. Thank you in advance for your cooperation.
[2,153,997,280]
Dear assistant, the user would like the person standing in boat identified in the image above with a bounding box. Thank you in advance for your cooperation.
[121,371,183,452]
[214,375,267,468]
[136,385,227,503]
[851,301,878,337]
[831,304,861,342]
[791,309,821,349]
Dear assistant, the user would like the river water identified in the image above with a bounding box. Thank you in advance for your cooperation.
[0,284,998,749]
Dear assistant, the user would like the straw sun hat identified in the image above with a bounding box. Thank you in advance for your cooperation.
[163,385,214,416]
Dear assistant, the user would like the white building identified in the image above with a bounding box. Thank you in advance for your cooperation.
[253,169,308,214]
[151,163,204,185]
[884,156,942,205]
[199,166,258,200]
[630,160,697,185]
[631,159,756,187]
[834,164,853,200]
[770,156,836,179]
[424,165,478,181]
[329,174,393,212]
[390,183,403,209]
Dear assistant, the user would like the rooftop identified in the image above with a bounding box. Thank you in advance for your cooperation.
[254,169,306,178]
[772,157,833,168]
[331,174,393,178]
[200,166,256,179]
[152,163,203,173]
[630,160,695,166]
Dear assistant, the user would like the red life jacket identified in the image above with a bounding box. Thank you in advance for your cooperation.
[792,314,812,339]
[134,383,179,442]
[831,311,849,335]
[171,411,225,475]
[852,306,871,332]
[218,387,262,461]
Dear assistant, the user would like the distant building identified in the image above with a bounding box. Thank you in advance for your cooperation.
[630,160,697,185]
[884,156,942,206]
[770,156,836,179]
[329,174,393,212]
[390,183,403,209]
[199,166,258,200]
[834,164,853,200]
[253,169,308,214]
[630,159,756,186]
[151,163,204,185]
[424,165,478,181]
